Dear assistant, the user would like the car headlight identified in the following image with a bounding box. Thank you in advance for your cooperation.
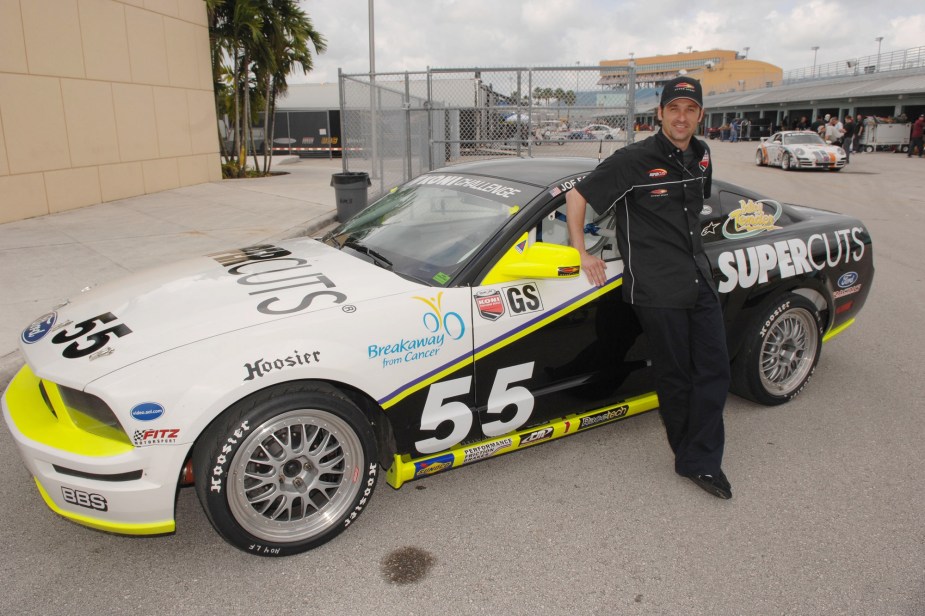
[794,148,805,156]
[55,384,131,442]
[837,148,846,155]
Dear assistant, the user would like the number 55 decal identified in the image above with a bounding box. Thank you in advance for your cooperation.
[415,361,535,454]
[51,312,133,359]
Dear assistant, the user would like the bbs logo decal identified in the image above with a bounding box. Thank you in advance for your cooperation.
[61,486,108,512]
[503,283,543,316]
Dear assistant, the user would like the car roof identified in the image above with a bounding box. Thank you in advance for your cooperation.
[431,157,598,187]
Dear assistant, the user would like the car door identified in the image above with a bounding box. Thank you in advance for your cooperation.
[468,194,655,436]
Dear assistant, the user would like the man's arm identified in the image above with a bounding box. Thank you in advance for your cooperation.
[565,188,607,287]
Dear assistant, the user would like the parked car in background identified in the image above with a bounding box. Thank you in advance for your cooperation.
[568,124,622,140]
[756,131,848,171]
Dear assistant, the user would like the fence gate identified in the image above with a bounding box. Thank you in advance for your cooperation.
[339,65,637,202]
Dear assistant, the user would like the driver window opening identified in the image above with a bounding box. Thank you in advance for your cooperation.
[536,198,620,260]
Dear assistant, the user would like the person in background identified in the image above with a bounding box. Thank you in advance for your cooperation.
[909,114,925,158]
[854,114,865,153]
[566,76,732,500]
[841,115,855,162]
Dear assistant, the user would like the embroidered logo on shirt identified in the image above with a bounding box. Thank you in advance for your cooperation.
[699,152,710,171]
[650,189,668,197]
[647,168,668,178]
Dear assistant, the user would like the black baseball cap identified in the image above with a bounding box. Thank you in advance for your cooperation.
[660,76,703,108]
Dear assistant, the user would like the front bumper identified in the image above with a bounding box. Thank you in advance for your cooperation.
[2,365,186,536]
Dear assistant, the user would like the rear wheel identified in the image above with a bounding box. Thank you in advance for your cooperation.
[193,382,378,556]
[731,294,823,406]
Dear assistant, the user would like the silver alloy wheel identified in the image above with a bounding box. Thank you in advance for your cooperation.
[755,149,763,165]
[758,307,819,396]
[782,153,792,170]
[227,408,363,543]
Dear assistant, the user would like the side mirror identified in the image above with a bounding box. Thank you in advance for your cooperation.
[482,234,581,285]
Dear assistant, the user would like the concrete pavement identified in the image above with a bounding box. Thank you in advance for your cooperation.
[0,155,343,371]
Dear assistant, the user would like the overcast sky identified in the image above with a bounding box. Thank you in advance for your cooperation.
[293,0,924,85]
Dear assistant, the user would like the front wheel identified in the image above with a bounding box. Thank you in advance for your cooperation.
[193,382,378,556]
[781,152,794,170]
[731,294,823,406]
[755,149,765,166]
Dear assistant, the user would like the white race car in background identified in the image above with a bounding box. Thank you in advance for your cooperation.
[756,130,847,171]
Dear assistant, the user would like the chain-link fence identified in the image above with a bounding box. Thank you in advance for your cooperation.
[339,65,638,201]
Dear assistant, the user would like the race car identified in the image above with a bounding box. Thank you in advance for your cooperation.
[3,157,873,557]
[756,130,848,171]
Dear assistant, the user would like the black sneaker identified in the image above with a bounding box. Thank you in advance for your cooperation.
[684,470,732,499]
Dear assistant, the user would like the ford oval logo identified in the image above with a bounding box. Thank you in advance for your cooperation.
[131,402,165,422]
[21,312,57,344]
[837,272,859,289]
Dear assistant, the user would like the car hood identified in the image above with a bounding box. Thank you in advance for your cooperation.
[19,238,420,388]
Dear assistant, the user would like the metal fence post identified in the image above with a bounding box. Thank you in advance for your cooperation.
[627,62,636,145]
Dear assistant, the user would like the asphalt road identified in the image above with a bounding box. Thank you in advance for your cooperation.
[1,141,923,616]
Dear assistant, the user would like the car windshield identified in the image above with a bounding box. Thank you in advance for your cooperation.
[323,174,541,286]
[783,133,825,146]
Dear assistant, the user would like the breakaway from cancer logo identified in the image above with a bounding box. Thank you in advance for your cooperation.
[368,292,466,368]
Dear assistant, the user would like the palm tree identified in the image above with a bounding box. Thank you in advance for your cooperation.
[254,0,326,174]
[207,0,326,177]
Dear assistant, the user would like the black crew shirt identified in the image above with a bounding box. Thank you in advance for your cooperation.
[575,130,713,309]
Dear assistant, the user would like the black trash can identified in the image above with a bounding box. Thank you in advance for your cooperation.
[331,172,371,221]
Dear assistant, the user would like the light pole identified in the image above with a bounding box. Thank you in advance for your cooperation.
[743,46,750,59]
[811,46,819,78]
[875,36,884,71]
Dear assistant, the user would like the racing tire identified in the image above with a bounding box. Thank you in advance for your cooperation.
[865,145,874,153]
[192,382,379,556]
[781,152,794,171]
[731,294,823,406]
[755,149,765,166]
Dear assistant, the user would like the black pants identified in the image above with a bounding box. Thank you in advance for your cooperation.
[633,281,730,476]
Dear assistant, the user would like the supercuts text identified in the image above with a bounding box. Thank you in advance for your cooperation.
[406,175,522,199]
[717,227,865,293]
[209,245,346,315]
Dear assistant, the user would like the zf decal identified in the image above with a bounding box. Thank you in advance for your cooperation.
[61,486,108,512]
[51,312,132,359]
[209,245,346,316]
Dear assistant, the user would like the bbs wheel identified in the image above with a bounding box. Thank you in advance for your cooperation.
[732,294,823,406]
[193,382,378,556]
[781,152,794,170]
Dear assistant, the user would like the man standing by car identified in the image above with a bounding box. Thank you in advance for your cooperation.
[565,76,732,500]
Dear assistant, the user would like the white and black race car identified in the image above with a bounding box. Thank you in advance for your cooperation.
[756,130,848,171]
[3,158,873,556]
